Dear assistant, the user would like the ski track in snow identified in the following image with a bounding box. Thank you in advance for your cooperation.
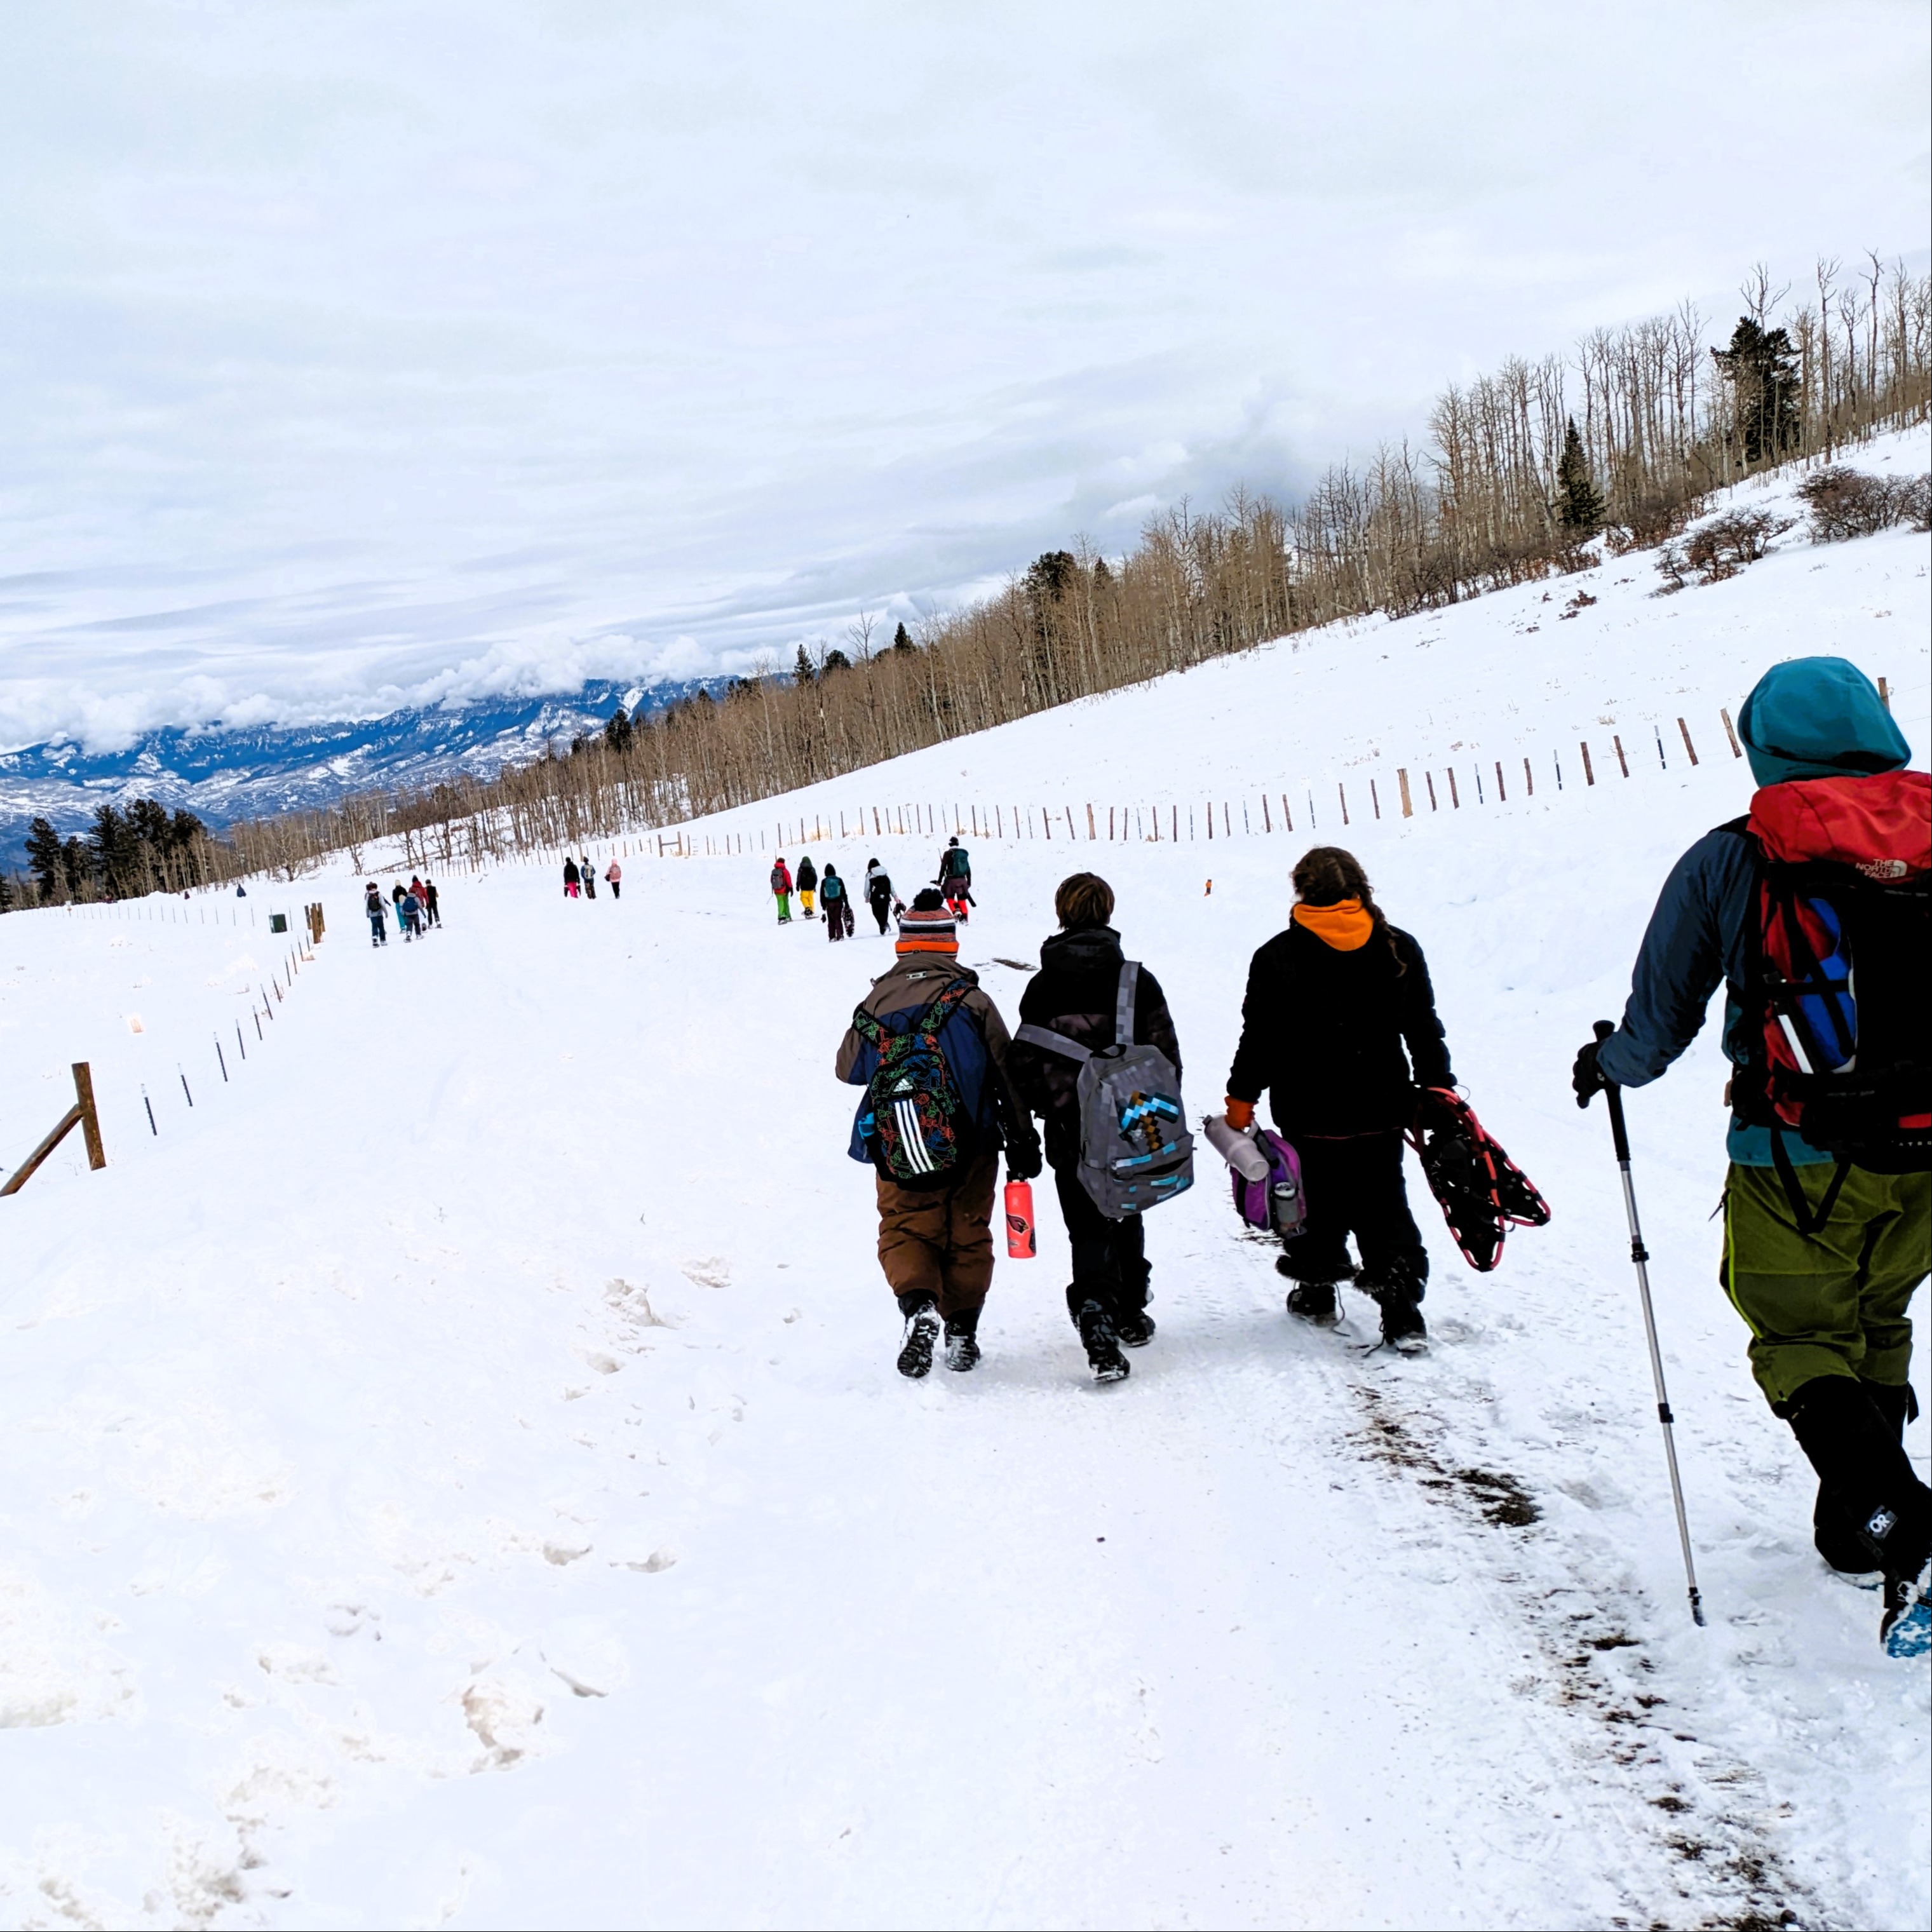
[0,446,1928,1929]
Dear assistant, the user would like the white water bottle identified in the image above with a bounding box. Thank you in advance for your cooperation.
[1203,1112,1270,1182]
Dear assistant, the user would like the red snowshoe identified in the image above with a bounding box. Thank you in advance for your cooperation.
[1406,1088,1550,1271]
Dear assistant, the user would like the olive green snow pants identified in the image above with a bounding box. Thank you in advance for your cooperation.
[1722,1162,1930,1409]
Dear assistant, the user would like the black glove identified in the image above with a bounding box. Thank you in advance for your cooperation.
[1572,1039,1609,1109]
[1005,1139,1043,1184]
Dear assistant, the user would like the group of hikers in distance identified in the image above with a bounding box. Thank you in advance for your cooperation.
[770,835,974,943]
[562,855,620,899]
[829,658,1929,1660]
[363,874,440,945]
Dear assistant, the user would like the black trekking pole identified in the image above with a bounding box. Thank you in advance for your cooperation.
[1593,1020,1705,1626]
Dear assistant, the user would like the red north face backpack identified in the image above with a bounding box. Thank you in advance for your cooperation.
[1736,769,1931,1227]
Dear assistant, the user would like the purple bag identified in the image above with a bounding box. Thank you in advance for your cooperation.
[1231,1130,1307,1239]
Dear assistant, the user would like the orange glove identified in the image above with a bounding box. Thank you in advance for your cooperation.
[1224,1096,1255,1132]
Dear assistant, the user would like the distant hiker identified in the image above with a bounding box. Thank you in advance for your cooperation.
[423,879,440,927]
[865,859,901,936]
[564,857,581,900]
[400,886,424,941]
[364,882,388,947]
[604,861,621,902]
[771,857,793,923]
[836,891,1042,1379]
[938,835,973,920]
[1224,846,1450,1354]
[797,854,818,919]
[821,863,854,942]
[1010,873,1184,1383]
[582,857,597,900]
[1574,657,1929,1658]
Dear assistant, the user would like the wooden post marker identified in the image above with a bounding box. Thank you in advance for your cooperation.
[1581,741,1596,786]
[1398,769,1413,818]
[1720,708,1742,757]
[3,1063,107,1196]
[1677,718,1699,766]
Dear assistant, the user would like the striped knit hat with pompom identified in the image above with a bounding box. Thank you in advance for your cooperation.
[896,889,958,955]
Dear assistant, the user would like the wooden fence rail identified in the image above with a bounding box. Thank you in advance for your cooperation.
[2,1062,107,1197]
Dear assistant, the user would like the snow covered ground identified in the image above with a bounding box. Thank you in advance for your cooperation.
[1,443,1928,1929]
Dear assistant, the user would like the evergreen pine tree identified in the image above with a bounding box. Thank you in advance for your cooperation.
[1712,318,1801,466]
[25,816,64,901]
[0,869,14,913]
[1555,419,1604,533]
[604,706,634,753]
[892,622,914,654]
[62,835,93,901]
[821,648,851,674]
[793,644,816,685]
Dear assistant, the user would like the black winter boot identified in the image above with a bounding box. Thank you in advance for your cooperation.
[1814,1381,1922,1577]
[1285,1281,1339,1327]
[1361,1259,1428,1354]
[895,1292,940,1379]
[1075,1299,1130,1384]
[1787,1377,1932,1635]
[943,1306,982,1373]
[1114,1303,1156,1348]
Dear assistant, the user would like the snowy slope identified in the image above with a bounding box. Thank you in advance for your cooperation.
[0,438,1927,1931]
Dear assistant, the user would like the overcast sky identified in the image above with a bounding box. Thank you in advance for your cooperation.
[2,0,1926,751]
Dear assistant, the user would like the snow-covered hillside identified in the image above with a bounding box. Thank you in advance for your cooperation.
[1,441,1927,1930]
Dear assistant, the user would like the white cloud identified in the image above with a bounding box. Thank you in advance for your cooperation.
[0,0,1925,749]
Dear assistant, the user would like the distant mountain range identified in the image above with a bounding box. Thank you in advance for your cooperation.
[0,678,726,860]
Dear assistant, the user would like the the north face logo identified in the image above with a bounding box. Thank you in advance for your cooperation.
[1856,858,1911,881]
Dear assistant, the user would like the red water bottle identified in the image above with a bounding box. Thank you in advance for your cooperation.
[1004,1179,1036,1259]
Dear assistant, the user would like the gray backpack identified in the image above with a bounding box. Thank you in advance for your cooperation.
[1017,962,1194,1220]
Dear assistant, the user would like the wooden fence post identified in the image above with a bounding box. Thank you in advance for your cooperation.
[1397,769,1413,818]
[1338,783,1349,826]
[1447,770,1460,809]
[1426,773,1438,811]
[1523,756,1534,798]
[1494,760,1506,801]
[2,1063,106,1196]
[1086,803,1096,841]
[1678,718,1699,766]
[1613,735,1629,777]
[1581,741,1596,786]
[1720,708,1742,757]
[1877,677,1890,712]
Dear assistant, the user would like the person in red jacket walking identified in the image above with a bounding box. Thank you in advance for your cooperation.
[770,857,794,924]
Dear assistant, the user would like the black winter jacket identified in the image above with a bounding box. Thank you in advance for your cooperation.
[1008,925,1182,1168]
[796,858,818,891]
[1226,921,1450,1137]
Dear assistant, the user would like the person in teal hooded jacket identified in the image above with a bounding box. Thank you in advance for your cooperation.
[1573,656,1929,1658]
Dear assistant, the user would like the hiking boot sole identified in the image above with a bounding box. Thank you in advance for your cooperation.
[896,1311,940,1379]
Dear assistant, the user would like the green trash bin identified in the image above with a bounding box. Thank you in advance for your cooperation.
[269,913,288,934]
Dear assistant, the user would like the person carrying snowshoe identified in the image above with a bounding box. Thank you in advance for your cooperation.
[364,882,388,947]
[796,854,818,919]
[1573,657,1929,1658]
[821,864,853,942]
[1224,846,1450,1353]
[1009,873,1182,1383]
[564,858,581,900]
[836,891,1042,1379]
[938,835,973,920]
[770,857,793,924]
[865,859,901,936]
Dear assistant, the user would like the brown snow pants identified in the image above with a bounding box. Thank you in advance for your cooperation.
[875,1151,999,1318]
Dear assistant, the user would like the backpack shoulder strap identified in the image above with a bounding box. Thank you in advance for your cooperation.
[1116,961,1140,1047]
[1015,1022,1091,1064]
